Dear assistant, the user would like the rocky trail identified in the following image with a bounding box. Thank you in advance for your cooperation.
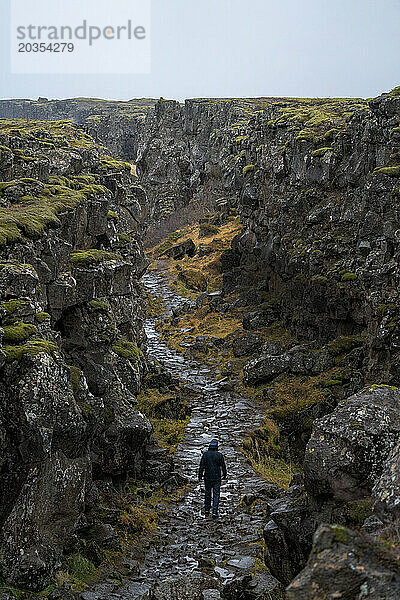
[84,271,282,600]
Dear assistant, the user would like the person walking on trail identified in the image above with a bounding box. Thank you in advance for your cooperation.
[198,439,227,518]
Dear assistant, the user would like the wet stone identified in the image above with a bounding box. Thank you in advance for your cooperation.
[90,272,273,598]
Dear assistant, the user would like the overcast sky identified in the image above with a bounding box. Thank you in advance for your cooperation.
[1,0,399,101]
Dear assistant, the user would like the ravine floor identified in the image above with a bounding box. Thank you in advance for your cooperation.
[82,272,272,600]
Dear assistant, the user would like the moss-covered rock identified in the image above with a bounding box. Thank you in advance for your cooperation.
[112,339,144,360]
[3,321,38,343]
[3,338,58,362]
[71,249,123,266]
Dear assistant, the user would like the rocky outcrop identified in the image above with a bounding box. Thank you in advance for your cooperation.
[286,524,400,600]
[8,90,399,387]
[162,238,196,260]
[303,386,400,501]
[263,477,348,585]
[0,97,157,160]
[0,119,151,589]
[261,386,400,590]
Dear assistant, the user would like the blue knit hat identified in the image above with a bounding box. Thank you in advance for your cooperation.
[209,439,219,449]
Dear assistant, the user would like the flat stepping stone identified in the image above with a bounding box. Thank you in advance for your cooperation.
[227,555,256,570]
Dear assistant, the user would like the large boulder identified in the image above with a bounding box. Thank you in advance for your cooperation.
[263,481,346,585]
[162,239,196,260]
[178,269,208,292]
[372,442,400,520]
[244,353,290,385]
[286,524,400,600]
[304,386,400,501]
[232,333,264,358]
[0,452,91,591]
[243,343,335,386]
[0,354,92,590]
[243,573,286,600]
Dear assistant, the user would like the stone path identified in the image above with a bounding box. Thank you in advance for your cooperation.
[86,272,273,599]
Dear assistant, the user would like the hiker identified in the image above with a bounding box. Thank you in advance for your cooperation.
[198,439,227,518]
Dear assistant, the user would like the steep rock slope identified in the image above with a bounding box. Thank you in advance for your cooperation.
[0,119,150,590]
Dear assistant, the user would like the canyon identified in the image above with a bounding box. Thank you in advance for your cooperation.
[0,87,399,599]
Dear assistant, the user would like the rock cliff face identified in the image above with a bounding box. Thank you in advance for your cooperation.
[1,87,400,597]
[0,98,157,160]
[6,92,399,382]
[0,118,151,589]
[137,90,400,386]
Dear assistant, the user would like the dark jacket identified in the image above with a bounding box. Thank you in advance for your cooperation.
[198,449,227,482]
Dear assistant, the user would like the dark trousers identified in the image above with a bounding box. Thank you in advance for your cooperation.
[204,479,221,514]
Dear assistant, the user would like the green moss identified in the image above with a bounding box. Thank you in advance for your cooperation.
[0,177,39,193]
[296,129,318,142]
[235,135,249,143]
[35,311,51,323]
[270,98,367,143]
[3,321,38,343]
[199,223,219,236]
[365,383,400,391]
[152,230,186,257]
[311,275,328,285]
[0,179,109,246]
[151,418,189,454]
[390,127,400,135]
[71,249,123,266]
[100,156,132,171]
[377,304,398,316]
[372,165,400,177]
[145,291,166,317]
[103,405,115,428]
[3,338,58,362]
[346,498,373,526]
[311,147,333,157]
[319,378,343,387]
[107,210,119,221]
[0,300,27,315]
[388,86,400,98]
[294,273,307,284]
[89,299,110,311]
[112,339,144,360]
[77,401,94,420]
[243,164,256,176]
[0,118,99,151]
[391,187,400,198]
[118,233,132,245]
[70,174,96,184]
[68,365,82,395]
[331,524,350,544]
[66,553,97,582]
[327,335,365,356]
[341,272,357,281]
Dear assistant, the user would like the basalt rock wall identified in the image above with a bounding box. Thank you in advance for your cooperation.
[134,90,400,384]
[0,119,151,589]
[222,91,400,385]
[3,92,400,379]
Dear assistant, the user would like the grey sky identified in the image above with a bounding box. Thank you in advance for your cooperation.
[1,0,399,100]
